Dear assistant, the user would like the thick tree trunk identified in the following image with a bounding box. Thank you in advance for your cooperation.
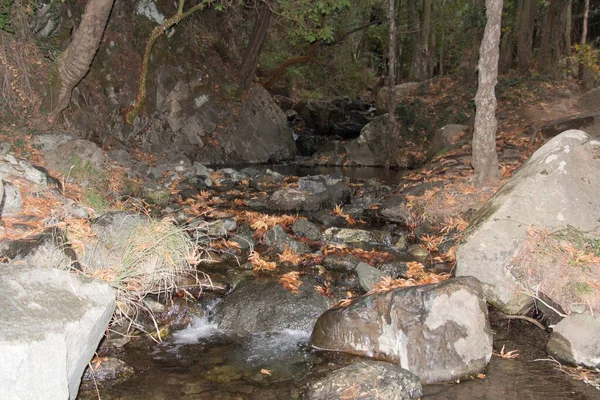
[539,0,569,75]
[516,0,535,74]
[409,0,432,81]
[42,0,114,123]
[472,0,502,187]
[239,3,272,91]
[387,0,397,164]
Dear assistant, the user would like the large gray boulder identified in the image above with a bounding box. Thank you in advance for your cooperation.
[547,314,600,368]
[215,277,334,334]
[0,264,115,400]
[306,359,422,400]
[310,277,492,384]
[456,130,600,314]
[0,154,51,186]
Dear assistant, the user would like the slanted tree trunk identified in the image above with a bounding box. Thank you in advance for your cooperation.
[239,3,272,91]
[472,0,502,187]
[387,0,397,164]
[42,0,114,123]
[516,0,535,74]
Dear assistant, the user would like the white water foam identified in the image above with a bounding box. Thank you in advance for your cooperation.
[172,315,221,344]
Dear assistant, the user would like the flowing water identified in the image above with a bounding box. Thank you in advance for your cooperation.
[77,166,599,399]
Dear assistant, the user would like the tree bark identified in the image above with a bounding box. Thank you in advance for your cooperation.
[539,0,569,75]
[472,0,502,187]
[42,0,114,123]
[516,0,535,74]
[387,0,397,164]
[578,0,589,80]
[239,3,272,91]
[409,0,432,81]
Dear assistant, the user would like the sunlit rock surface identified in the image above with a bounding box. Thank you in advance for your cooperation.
[456,130,600,314]
[0,264,115,400]
[310,277,492,384]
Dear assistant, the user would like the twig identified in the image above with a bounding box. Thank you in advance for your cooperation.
[498,314,546,330]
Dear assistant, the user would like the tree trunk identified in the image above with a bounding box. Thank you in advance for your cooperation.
[42,0,114,123]
[578,0,589,80]
[472,0,502,187]
[499,1,516,73]
[387,0,397,164]
[539,0,569,75]
[239,3,272,91]
[409,0,432,81]
[516,0,535,74]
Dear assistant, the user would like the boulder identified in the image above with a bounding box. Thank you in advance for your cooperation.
[578,87,600,112]
[0,154,51,186]
[306,359,422,400]
[269,174,350,212]
[540,112,600,138]
[547,314,600,368]
[0,264,115,400]
[356,262,385,291]
[428,124,469,158]
[456,130,600,314]
[0,181,22,216]
[292,218,322,241]
[310,277,492,384]
[265,224,310,253]
[215,277,334,334]
[33,132,79,152]
[45,139,106,175]
[0,230,74,270]
[293,98,347,135]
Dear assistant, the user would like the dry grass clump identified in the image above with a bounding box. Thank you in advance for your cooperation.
[510,227,600,316]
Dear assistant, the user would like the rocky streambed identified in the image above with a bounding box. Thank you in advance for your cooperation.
[1,131,599,399]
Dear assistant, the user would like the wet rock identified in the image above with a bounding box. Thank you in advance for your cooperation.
[324,227,391,245]
[0,264,115,400]
[82,357,134,383]
[265,224,310,253]
[457,130,600,314]
[216,168,249,183]
[292,218,322,241]
[322,254,361,272]
[310,277,492,384]
[379,261,409,279]
[306,359,422,400]
[547,314,600,369]
[268,188,316,211]
[393,235,409,251]
[189,218,237,239]
[356,262,385,291]
[0,154,51,186]
[215,276,334,334]
[428,124,469,158]
[0,181,22,216]
[408,244,429,262]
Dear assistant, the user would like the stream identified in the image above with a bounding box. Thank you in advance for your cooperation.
[76,166,599,400]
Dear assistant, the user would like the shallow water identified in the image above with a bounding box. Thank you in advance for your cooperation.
[78,309,599,400]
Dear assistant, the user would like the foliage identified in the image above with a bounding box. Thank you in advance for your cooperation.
[563,44,600,85]
[277,0,351,43]
[0,0,13,32]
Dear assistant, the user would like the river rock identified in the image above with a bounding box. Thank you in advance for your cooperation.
[547,314,600,368]
[292,218,322,241]
[310,277,492,384]
[189,218,237,239]
[323,227,391,245]
[456,130,600,314]
[215,276,334,334]
[0,264,115,400]
[0,230,75,270]
[82,357,133,383]
[265,224,310,253]
[356,262,385,291]
[306,359,422,400]
[379,195,411,224]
